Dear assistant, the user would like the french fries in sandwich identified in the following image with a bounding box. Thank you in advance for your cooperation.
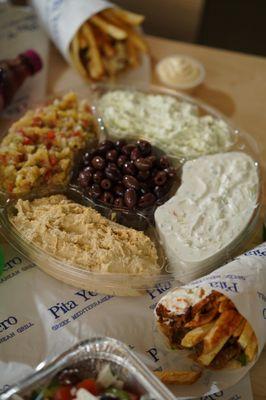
[69,7,148,80]
[155,288,258,370]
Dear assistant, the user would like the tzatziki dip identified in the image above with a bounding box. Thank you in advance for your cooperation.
[154,152,259,281]
[156,55,205,90]
[98,90,234,158]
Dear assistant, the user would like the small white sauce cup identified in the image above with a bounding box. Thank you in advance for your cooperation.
[156,54,205,92]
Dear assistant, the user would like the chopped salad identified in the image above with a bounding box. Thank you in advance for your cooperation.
[27,364,153,400]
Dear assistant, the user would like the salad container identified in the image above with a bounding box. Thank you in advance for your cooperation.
[0,84,263,295]
[0,337,176,400]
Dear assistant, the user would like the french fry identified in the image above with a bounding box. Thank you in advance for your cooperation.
[202,310,242,354]
[232,317,245,338]
[81,22,104,79]
[198,314,246,366]
[69,7,147,80]
[154,370,202,385]
[78,31,88,50]
[218,297,235,313]
[70,32,88,78]
[127,30,148,53]
[102,9,148,53]
[197,311,244,366]
[90,15,127,40]
[102,38,115,58]
[226,359,242,369]
[111,8,145,26]
[245,333,258,362]
[181,322,215,348]
[185,309,218,329]
[238,321,254,350]
[97,28,115,58]
[126,38,139,67]
[197,334,231,366]
[102,8,131,28]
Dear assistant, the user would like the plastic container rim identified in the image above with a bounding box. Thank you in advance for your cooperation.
[0,336,176,400]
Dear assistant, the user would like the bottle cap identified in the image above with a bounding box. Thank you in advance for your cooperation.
[21,49,43,74]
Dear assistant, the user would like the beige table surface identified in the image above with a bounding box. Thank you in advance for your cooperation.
[47,35,266,400]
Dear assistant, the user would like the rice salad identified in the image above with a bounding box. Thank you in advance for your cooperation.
[0,92,98,194]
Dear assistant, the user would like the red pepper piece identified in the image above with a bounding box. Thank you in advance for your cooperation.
[54,386,73,400]
[47,130,56,140]
[76,379,99,395]
[44,169,52,181]
[72,131,81,137]
[7,182,14,193]
[23,137,33,145]
[49,155,58,166]
[32,116,43,127]
[82,119,90,128]
[0,155,7,166]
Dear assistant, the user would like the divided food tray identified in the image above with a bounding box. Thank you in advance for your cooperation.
[0,84,263,296]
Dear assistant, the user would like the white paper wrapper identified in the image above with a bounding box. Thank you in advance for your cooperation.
[154,242,266,397]
[0,4,49,123]
[0,242,259,399]
[31,0,113,61]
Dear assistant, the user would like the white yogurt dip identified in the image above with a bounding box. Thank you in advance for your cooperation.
[155,287,212,319]
[156,55,205,90]
[155,152,259,280]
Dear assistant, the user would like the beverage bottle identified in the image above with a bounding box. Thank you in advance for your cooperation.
[0,49,42,112]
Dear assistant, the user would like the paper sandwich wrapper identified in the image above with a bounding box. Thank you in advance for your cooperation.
[0,240,265,399]
[154,242,266,398]
[31,0,113,61]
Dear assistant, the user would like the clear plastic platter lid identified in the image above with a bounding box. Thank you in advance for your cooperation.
[0,337,176,400]
[0,84,263,296]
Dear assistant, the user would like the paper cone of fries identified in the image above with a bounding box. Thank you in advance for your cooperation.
[154,242,266,396]
[31,0,149,81]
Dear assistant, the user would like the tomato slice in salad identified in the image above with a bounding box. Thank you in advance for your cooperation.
[128,394,139,400]
[54,386,72,400]
[76,378,99,395]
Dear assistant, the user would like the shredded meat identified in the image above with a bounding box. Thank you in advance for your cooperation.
[156,290,245,366]
[185,291,236,328]
[185,307,219,328]
[156,303,191,326]
[194,342,204,358]
[156,304,191,347]
[210,338,242,369]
